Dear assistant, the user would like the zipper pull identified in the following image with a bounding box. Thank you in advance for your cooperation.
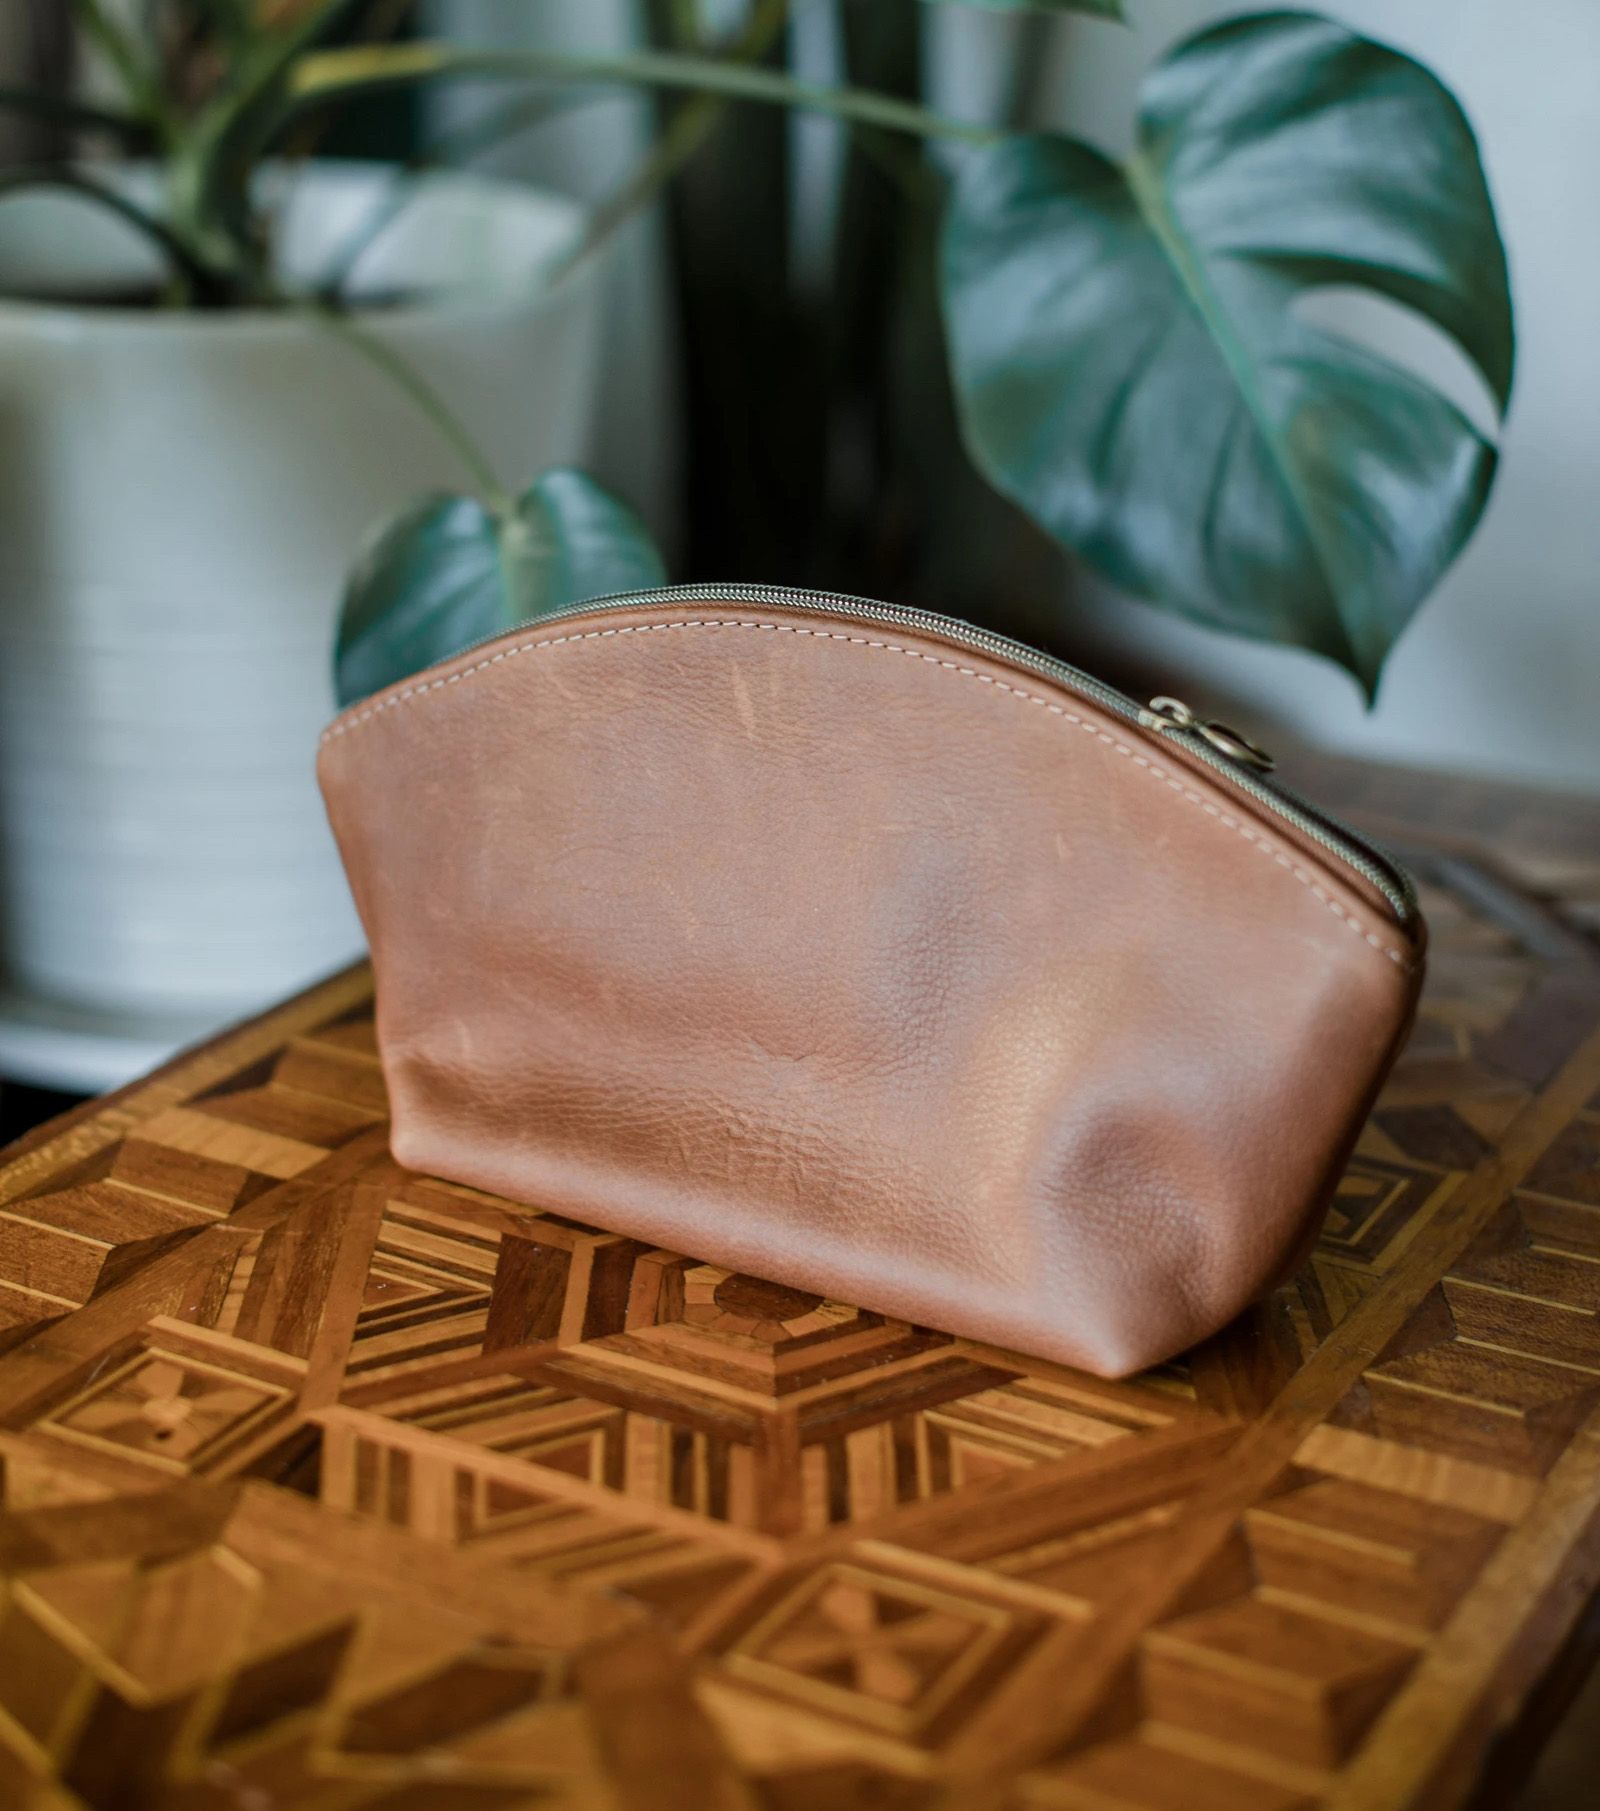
[1140,696,1276,773]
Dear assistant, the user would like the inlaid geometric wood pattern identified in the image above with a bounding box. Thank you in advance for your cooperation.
[1,761,1599,1809]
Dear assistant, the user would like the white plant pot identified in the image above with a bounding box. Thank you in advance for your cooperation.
[0,163,604,1044]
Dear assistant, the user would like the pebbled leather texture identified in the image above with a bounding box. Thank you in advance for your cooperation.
[318,598,1424,1377]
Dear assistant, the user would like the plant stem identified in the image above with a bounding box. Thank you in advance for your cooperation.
[562,0,794,276]
[309,303,510,510]
[0,166,224,304]
[317,88,604,301]
[290,41,1000,148]
[67,0,181,143]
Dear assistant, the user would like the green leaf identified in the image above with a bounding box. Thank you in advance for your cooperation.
[66,0,176,137]
[941,11,1513,697]
[174,0,370,276]
[924,1,1123,16]
[334,470,668,709]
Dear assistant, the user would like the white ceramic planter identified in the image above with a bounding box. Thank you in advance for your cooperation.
[0,164,604,1039]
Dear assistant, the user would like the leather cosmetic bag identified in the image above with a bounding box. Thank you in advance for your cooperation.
[319,585,1424,1377]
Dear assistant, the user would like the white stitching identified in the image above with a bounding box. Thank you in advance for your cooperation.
[323,618,1413,970]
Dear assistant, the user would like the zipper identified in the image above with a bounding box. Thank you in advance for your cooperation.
[364,580,1419,928]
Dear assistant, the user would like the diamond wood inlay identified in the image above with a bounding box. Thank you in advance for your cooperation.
[0,759,1598,1807]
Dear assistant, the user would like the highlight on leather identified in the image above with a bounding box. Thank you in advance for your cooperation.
[319,590,1424,1378]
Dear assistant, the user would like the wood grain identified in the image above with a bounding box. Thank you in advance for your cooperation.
[0,763,1597,1808]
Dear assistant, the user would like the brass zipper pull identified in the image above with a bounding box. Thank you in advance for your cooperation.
[1140,696,1276,773]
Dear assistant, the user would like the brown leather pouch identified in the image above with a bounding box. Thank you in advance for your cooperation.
[319,585,1423,1377]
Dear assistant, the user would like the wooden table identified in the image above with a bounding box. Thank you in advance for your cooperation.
[1,757,1598,1811]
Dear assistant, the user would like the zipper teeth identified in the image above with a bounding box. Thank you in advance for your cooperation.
[349,581,1419,927]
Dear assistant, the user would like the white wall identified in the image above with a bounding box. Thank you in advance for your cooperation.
[1041,0,1600,789]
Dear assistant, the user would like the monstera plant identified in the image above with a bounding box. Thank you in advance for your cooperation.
[323,5,1513,710]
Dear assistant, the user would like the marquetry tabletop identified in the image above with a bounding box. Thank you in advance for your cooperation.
[1,757,1599,1810]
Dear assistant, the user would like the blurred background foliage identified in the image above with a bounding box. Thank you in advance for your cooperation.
[0,2,1514,700]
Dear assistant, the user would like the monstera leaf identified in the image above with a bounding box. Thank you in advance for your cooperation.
[941,11,1514,695]
[334,468,667,708]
